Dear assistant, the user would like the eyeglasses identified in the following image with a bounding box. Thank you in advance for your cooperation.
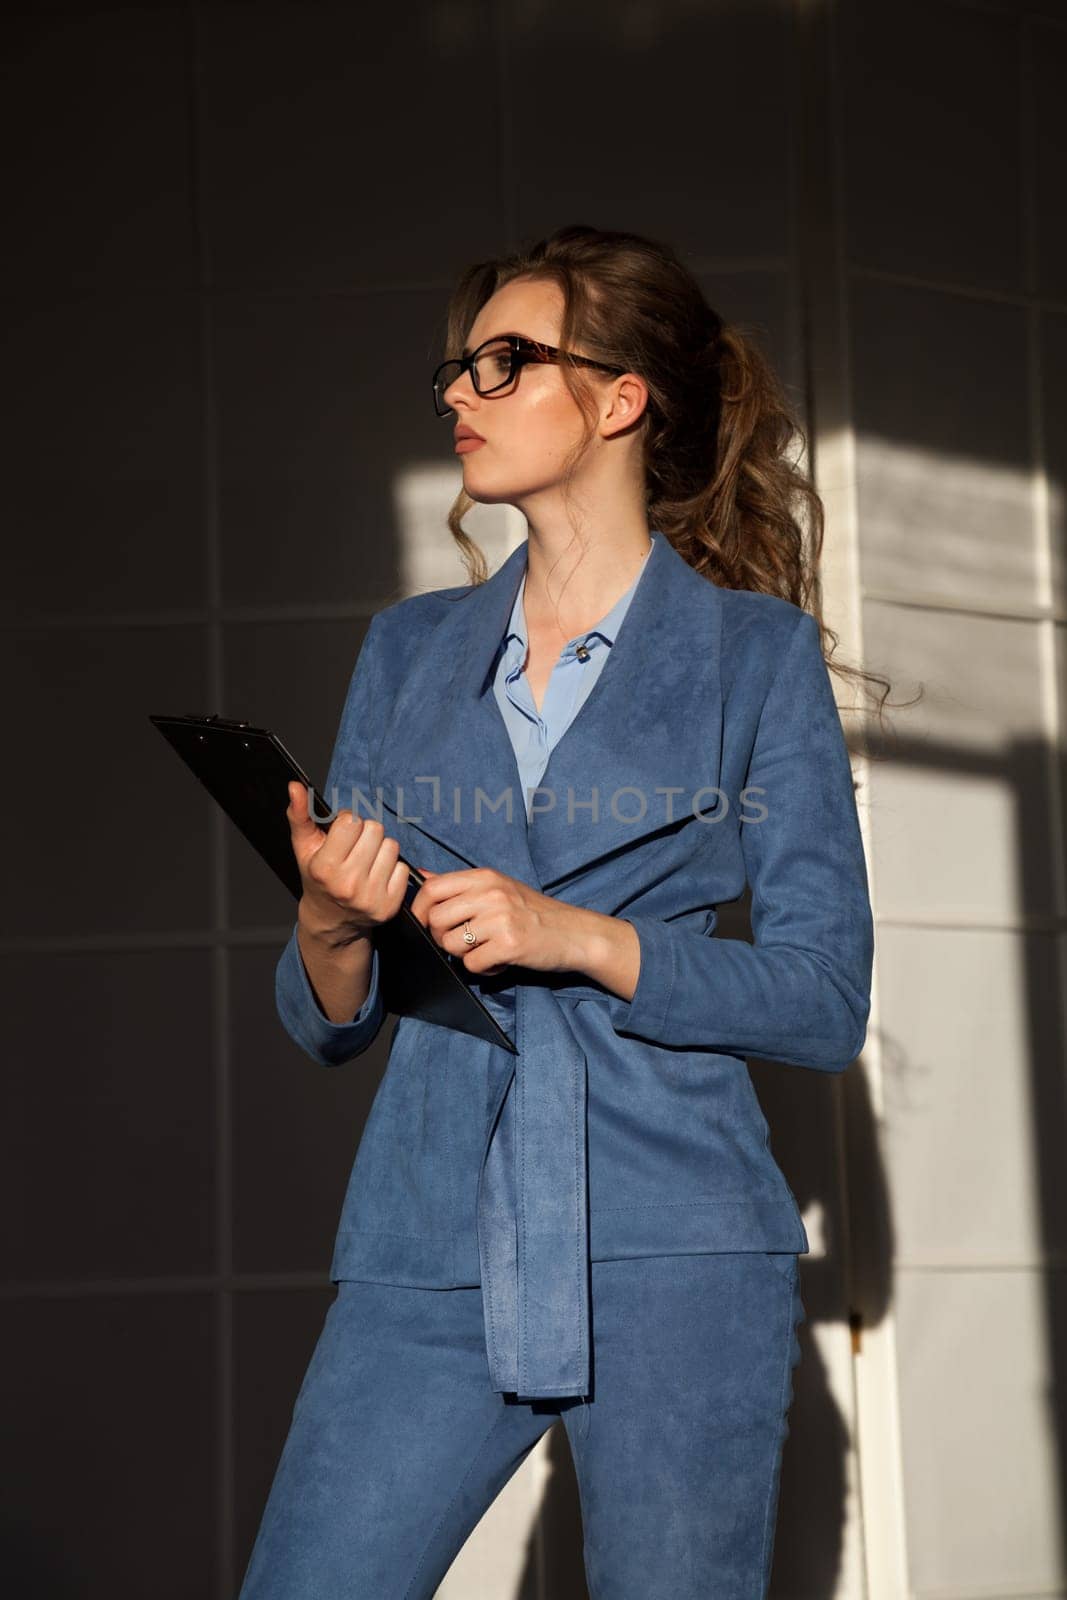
[431,334,627,417]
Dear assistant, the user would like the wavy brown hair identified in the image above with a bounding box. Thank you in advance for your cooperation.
[434,223,906,738]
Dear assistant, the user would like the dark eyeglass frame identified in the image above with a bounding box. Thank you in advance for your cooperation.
[432,334,628,417]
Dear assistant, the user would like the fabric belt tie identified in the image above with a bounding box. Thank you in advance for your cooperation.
[476,982,591,1399]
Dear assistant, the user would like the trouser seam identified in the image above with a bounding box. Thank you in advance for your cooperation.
[401,1408,509,1600]
[755,1269,799,1592]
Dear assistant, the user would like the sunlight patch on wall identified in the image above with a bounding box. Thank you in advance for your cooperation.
[856,434,1040,610]
[391,463,527,595]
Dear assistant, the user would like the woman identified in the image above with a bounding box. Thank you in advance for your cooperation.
[240,224,880,1599]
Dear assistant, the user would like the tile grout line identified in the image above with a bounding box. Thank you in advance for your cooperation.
[185,5,236,1593]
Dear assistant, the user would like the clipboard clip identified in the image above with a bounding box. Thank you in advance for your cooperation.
[187,713,252,730]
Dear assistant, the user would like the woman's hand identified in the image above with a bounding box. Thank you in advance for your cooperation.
[408,867,593,978]
[285,781,409,947]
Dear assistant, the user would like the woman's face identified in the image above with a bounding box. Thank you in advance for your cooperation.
[442,276,611,507]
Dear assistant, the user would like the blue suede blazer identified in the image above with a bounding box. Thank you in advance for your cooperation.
[275,528,875,1398]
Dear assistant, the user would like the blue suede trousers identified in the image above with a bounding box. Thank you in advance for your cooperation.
[237,1252,806,1600]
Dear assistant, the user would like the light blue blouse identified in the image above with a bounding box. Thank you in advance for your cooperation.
[491,541,654,819]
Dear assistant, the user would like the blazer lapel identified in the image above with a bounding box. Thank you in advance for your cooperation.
[371,529,725,894]
[525,531,725,889]
[371,536,538,886]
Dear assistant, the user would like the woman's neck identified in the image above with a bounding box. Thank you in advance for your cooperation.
[522,532,654,638]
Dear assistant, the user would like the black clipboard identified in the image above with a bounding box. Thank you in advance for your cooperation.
[148,712,517,1054]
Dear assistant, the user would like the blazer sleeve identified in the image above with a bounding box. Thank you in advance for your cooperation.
[607,609,874,1072]
[273,613,389,1068]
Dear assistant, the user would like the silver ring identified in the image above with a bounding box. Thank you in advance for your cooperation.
[462,920,477,946]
